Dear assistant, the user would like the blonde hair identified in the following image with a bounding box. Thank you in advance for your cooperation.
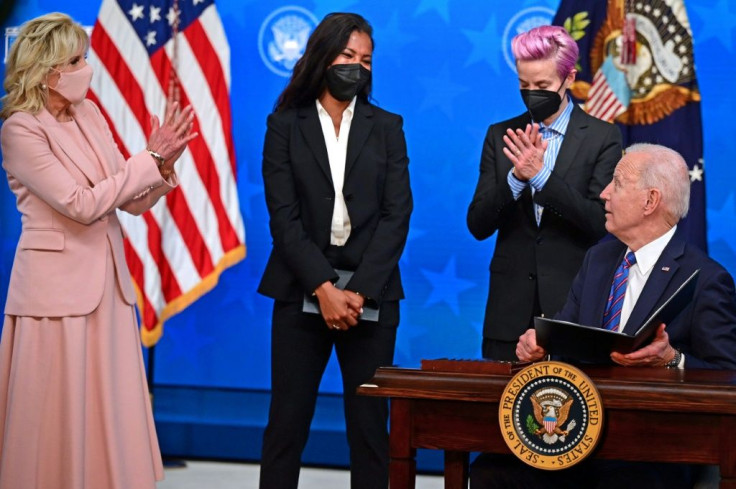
[1,12,89,120]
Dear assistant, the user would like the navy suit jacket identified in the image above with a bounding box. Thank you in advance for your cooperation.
[258,99,412,309]
[556,237,736,370]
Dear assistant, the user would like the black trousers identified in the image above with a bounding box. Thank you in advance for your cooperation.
[259,299,398,489]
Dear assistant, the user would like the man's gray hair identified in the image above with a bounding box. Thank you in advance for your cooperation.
[625,143,690,220]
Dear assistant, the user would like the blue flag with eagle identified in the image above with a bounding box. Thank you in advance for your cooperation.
[553,0,706,250]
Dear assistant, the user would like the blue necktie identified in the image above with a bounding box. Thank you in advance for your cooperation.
[602,251,637,332]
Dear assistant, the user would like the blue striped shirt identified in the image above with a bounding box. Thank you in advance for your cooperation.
[507,97,574,225]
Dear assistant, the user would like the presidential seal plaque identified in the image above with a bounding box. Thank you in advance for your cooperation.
[498,361,603,470]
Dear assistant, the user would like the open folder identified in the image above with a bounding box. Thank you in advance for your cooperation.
[303,269,379,322]
[534,269,700,363]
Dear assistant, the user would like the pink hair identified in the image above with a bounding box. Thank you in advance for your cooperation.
[511,25,578,80]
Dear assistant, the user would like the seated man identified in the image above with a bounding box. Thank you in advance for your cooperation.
[516,143,736,369]
[471,143,736,489]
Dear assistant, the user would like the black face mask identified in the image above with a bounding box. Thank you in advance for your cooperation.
[325,63,371,102]
[520,80,565,122]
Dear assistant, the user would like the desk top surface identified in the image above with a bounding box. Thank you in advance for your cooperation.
[358,364,736,414]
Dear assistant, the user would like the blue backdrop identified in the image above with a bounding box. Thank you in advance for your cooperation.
[2,0,736,464]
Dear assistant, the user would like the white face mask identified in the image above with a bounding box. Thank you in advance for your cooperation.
[49,64,93,105]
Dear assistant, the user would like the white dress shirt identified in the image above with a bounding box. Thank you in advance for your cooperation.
[620,226,677,329]
[316,97,356,246]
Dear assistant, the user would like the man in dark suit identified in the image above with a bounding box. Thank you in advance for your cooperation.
[516,143,736,370]
[467,25,622,361]
[471,143,736,489]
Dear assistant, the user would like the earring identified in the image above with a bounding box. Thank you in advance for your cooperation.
[41,83,47,90]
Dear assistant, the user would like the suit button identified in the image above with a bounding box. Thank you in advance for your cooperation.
[536,237,543,244]
[528,273,536,280]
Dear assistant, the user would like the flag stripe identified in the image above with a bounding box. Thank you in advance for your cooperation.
[141,211,183,302]
[184,18,237,175]
[90,22,151,135]
[199,6,231,90]
[123,240,157,326]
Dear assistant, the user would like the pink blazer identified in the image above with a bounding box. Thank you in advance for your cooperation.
[1,100,177,317]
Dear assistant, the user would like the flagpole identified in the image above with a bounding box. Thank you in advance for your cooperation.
[151,0,186,469]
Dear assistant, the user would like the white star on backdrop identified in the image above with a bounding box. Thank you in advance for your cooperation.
[146,30,157,46]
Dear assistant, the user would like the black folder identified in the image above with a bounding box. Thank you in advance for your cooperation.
[534,269,700,363]
[302,269,379,322]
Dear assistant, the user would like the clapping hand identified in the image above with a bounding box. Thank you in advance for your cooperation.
[502,123,547,181]
[146,80,198,176]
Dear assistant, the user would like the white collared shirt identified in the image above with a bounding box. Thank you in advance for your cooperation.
[316,97,356,246]
[620,226,678,329]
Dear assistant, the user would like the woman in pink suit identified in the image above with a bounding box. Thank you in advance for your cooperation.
[0,13,196,489]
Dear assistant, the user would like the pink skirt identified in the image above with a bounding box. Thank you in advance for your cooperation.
[0,249,164,488]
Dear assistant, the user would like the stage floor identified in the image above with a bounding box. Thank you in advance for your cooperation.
[157,460,444,488]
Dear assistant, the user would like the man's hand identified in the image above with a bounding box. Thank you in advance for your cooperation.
[516,328,547,362]
[611,324,677,367]
[502,124,547,181]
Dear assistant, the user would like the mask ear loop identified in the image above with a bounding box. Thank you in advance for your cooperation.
[556,76,568,98]
[46,67,61,91]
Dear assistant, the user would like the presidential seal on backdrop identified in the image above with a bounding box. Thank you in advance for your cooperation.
[499,361,603,470]
[563,0,699,125]
[258,6,318,77]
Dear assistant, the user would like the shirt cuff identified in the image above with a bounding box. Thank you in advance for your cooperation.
[507,169,527,200]
[529,163,552,192]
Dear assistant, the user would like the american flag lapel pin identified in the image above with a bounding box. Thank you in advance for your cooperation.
[661,266,670,272]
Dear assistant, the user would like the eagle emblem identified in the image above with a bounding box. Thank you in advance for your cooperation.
[258,7,318,77]
[530,387,577,444]
[499,362,604,470]
[267,15,311,71]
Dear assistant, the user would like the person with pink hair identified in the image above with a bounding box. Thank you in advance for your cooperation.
[468,24,623,489]
[467,24,622,362]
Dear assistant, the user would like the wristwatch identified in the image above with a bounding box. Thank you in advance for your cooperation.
[665,348,682,369]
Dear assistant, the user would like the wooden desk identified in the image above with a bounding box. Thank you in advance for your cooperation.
[357,366,736,489]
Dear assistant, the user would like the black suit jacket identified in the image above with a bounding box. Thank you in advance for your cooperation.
[556,237,736,370]
[258,100,412,307]
[468,105,622,342]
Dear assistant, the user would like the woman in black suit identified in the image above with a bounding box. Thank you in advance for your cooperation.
[257,13,412,489]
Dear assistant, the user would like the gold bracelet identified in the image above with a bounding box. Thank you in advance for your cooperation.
[146,149,166,167]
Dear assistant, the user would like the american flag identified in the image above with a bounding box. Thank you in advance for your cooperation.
[88,0,246,346]
[585,67,628,123]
